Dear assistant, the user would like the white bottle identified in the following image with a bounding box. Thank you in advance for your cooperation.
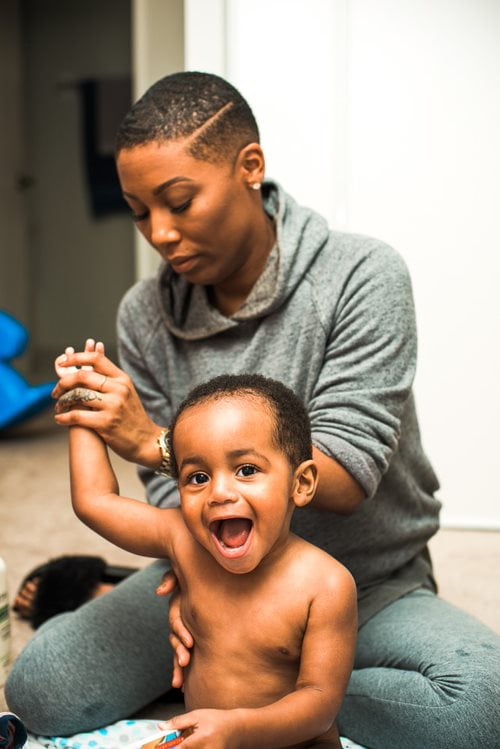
[0,557,10,687]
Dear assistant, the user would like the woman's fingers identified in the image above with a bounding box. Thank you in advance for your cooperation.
[52,365,117,400]
[171,649,185,689]
[54,362,112,416]
[52,347,156,466]
[156,569,179,597]
[169,631,192,668]
[54,387,105,415]
[54,340,106,379]
[51,350,122,398]
[168,628,192,688]
[55,347,76,378]
[168,589,194,651]
[156,571,192,687]
[165,583,193,689]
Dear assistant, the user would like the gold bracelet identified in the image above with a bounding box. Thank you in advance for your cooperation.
[155,428,171,477]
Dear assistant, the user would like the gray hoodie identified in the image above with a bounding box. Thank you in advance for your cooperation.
[118,181,441,624]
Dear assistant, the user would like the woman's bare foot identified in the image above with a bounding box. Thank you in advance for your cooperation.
[13,577,40,619]
[12,556,137,628]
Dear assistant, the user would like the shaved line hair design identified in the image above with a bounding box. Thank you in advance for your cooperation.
[116,71,260,164]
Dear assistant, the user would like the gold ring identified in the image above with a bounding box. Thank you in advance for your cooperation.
[99,375,107,391]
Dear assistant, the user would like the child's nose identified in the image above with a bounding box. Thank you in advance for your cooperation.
[208,475,239,506]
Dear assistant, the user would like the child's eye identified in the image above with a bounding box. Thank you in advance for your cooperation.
[171,200,192,215]
[187,472,209,485]
[236,465,258,478]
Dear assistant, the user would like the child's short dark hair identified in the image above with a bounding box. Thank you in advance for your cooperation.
[116,71,259,164]
[168,374,312,478]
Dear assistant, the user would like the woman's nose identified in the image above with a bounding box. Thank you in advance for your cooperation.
[149,212,181,249]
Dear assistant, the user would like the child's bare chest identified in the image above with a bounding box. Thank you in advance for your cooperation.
[174,543,310,652]
[173,555,310,708]
[185,580,306,661]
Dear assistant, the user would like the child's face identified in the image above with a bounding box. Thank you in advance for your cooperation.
[173,395,298,574]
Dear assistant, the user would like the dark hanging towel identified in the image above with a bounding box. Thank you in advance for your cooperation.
[79,77,132,217]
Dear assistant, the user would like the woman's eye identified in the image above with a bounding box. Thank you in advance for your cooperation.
[130,210,148,223]
[237,465,258,478]
[171,200,192,215]
[188,472,209,485]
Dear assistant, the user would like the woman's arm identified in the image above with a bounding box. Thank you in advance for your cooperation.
[309,243,417,514]
[311,446,365,514]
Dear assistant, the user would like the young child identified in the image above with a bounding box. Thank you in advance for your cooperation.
[58,348,357,749]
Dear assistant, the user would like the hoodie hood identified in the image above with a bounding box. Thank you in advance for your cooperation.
[156,181,331,340]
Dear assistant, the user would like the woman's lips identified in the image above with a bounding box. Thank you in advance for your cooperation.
[168,255,199,273]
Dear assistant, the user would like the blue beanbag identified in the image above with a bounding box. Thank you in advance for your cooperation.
[0,310,56,430]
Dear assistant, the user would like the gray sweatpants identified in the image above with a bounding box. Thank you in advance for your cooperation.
[5,561,500,748]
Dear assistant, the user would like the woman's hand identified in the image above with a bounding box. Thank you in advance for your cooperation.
[54,338,104,378]
[156,571,194,689]
[52,342,160,467]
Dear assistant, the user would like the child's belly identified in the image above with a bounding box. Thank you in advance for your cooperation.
[182,644,300,711]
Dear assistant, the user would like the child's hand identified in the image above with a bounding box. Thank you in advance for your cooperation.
[159,709,243,749]
[55,339,105,379]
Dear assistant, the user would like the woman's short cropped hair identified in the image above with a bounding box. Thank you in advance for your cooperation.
[116,71,259,164]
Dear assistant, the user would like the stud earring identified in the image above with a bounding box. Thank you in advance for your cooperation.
[249,182,261,191]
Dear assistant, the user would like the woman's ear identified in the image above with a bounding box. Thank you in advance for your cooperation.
[292,460,318,509]
[236,142,265,188]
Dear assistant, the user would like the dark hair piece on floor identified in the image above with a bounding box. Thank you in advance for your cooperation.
[30,555,106,628]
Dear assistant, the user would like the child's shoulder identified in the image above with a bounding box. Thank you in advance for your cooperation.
[292,538,357,625]
[291,535,356,594]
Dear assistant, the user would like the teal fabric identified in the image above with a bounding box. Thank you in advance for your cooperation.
[27,719,366,748]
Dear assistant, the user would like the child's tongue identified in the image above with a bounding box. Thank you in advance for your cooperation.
[219,518,251,548]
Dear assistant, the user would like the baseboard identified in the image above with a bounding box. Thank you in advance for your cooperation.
[440,514,500,531]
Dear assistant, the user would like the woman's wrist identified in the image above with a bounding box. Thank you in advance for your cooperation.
[134,425,168,471]
[155,428,172,476]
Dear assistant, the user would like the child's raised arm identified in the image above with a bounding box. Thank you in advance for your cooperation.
[68,425,176,560]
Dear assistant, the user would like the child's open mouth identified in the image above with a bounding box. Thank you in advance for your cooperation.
[209,518,253,557]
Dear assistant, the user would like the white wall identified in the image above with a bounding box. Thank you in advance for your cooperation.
[132,0,184,279]
[346,0,500,528]
[185,0,500,528]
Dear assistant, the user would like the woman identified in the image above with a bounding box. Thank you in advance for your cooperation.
[6,72,499,749]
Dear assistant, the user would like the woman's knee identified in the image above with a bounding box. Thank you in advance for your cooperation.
[5,562,173,736]
[5,612,89,735]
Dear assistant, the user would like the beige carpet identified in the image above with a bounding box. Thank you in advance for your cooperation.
[1,409,499,718]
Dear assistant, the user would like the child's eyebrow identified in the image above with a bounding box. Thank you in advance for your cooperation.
[227,448,270,464]
[178,454,207,471]
[178,448,271,471]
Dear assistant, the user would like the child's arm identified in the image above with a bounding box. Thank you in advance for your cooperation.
[161,561,357,749]
[69,425,177,559]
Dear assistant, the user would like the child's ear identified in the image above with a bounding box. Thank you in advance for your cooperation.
[292,460,318,508]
